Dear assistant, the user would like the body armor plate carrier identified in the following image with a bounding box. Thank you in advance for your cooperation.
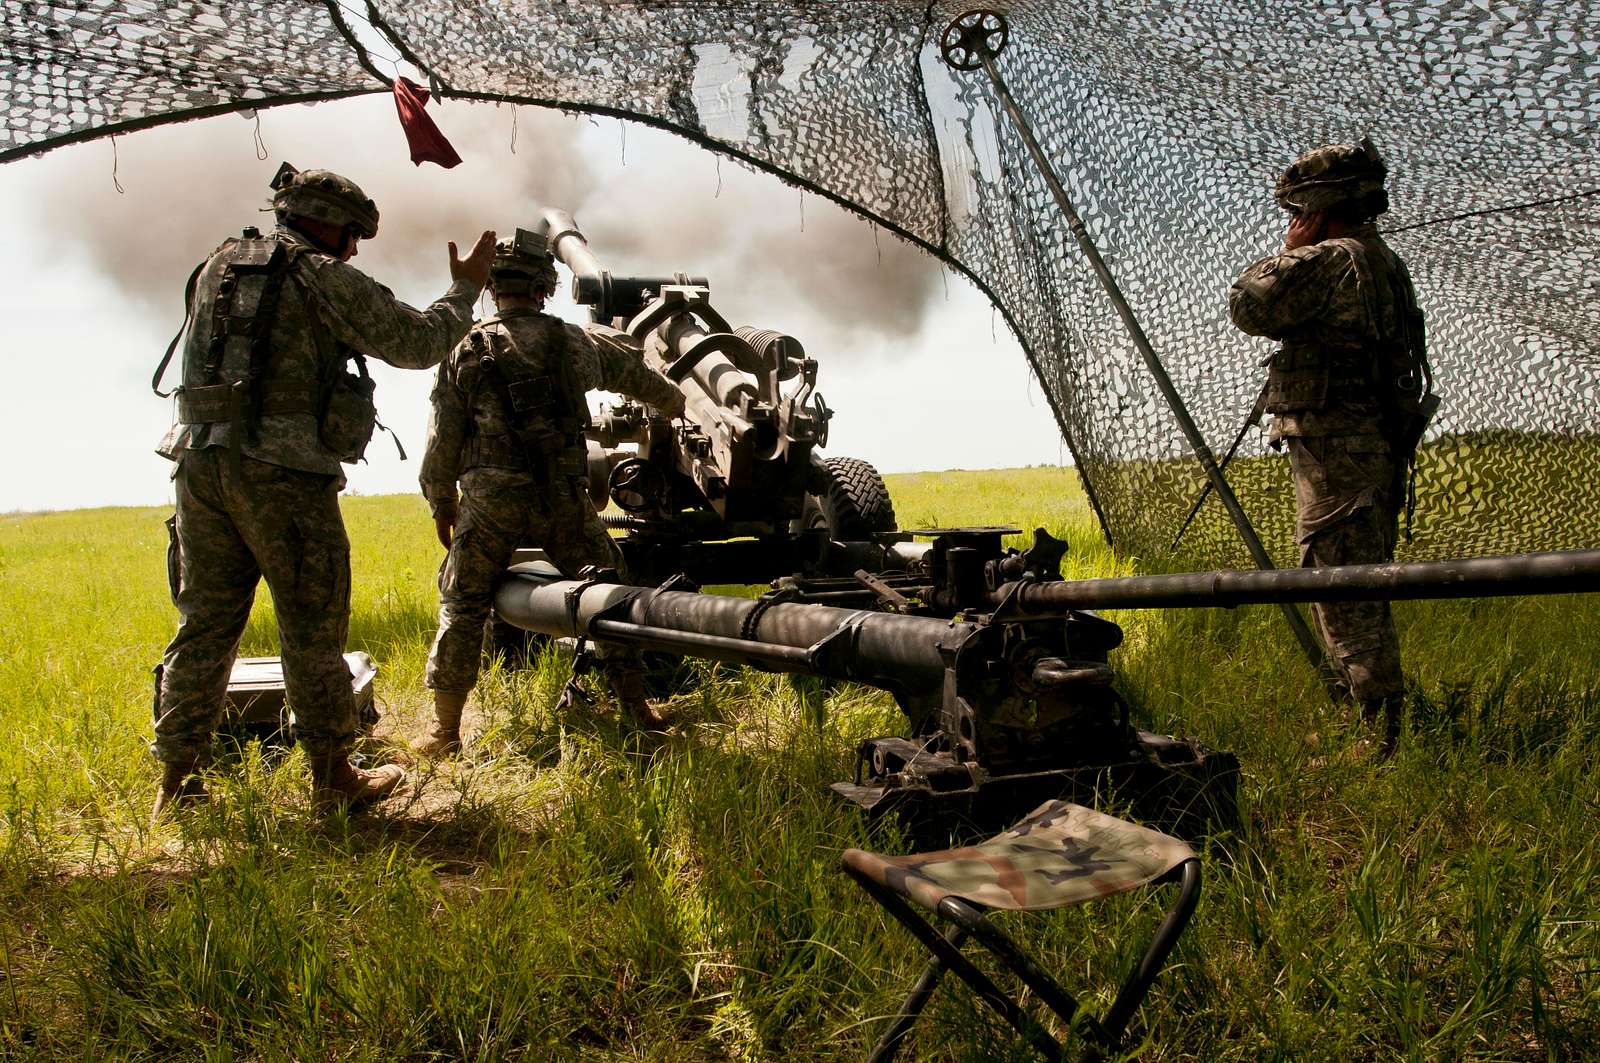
[467,316,591,498]
[152,227,383,468]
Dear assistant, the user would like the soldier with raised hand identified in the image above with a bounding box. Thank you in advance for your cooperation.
[417,223,685,757]
[150,163,496,819]
[1229,140,1436,752]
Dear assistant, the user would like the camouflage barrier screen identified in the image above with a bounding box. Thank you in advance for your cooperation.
[5,1,1597,564]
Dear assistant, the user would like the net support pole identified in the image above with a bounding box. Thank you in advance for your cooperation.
[938,10,1328,674]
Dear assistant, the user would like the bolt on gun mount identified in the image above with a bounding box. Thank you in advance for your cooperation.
[542,208,896,586]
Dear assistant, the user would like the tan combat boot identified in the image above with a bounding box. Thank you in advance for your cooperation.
[308,751,405,815]
[608,669,668,731]
[150,759,207,824]
[415,690,468,758]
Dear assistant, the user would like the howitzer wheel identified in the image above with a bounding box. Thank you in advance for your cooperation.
[803,456,897,539]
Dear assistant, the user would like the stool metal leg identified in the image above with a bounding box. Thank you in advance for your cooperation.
[1099,858,1202,1044]
[866,924,965,1063]
[936,897,1099,1044]
[845,866,1064,1061]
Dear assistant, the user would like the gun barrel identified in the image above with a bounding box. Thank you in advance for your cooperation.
[995,549,1600,614]
[542,207,602,283]
[494,564,966,691]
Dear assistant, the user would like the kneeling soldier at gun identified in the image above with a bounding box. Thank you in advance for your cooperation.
[150,163,495,819]
[418,224,686,756]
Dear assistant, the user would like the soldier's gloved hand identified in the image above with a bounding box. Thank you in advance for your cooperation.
[449,231,497,289]
[659,391,687,419]
[434,505,457,550]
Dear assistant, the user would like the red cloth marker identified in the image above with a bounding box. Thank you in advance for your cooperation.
[392,76,462,169]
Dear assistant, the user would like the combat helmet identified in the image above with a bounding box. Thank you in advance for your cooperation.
[270,162,380,238]
[490,223,559,297]
[1275,138,1389,218]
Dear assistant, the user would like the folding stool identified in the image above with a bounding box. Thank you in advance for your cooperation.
[841,800,1200,1061]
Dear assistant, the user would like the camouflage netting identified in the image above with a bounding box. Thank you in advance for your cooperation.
[5,1,1598,564]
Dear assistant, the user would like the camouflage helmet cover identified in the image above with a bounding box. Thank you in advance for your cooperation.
[270,162,380,238]
[1274,138,1389,217]
[491,223,559,295]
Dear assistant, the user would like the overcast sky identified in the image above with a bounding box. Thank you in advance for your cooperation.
[0,94,1067,513]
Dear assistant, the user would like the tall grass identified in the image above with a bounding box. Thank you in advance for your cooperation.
[1,468,1597,1059]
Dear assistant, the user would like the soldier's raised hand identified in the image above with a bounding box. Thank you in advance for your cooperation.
[449,230,497,289]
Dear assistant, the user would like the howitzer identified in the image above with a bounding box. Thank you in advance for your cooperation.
[496,531,1600,833]
[541,208,897,586]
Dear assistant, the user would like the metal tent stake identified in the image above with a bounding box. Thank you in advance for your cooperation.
[939,9,1329,676]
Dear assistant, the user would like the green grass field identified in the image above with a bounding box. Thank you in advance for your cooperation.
[2,466,1598,1060]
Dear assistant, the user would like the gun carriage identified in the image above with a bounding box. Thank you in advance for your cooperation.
[498,528,1600,833]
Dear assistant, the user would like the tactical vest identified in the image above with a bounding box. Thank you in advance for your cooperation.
[1264,235,1439,539]
[463,314,591,486]
[152,227,381,466]
[1262,236,1431,434]
[1262,341,1373,415]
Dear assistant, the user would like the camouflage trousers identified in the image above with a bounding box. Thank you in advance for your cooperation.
[1288,434,1405,701]
[153,447,359,764]
[426,481,639,694]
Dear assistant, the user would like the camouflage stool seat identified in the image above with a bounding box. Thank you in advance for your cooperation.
[841,800,1200,1062]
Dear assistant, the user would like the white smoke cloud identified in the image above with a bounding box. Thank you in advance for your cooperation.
[0,94,1063,512]
[16,94,941,353]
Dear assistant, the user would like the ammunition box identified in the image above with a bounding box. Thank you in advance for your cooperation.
[223,651,379,738]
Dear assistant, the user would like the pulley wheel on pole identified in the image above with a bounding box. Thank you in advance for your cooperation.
[941,10,1009,70]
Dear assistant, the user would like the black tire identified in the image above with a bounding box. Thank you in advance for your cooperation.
[803,456,897,539]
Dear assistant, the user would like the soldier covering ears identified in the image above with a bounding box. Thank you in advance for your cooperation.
[1229,140,1437,752]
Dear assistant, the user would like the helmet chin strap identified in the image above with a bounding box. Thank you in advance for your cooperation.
[284,216,350,258]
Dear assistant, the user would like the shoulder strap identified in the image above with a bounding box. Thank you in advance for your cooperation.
[477,331,543,481]
[244,240,293,442]
[286,253,350,393]
[552,325,592,434]
[1388,254,1432,393]
[1326,237,1385,346]
[483,318,522,359]
[151,257,207,398]
[475,321,531,403]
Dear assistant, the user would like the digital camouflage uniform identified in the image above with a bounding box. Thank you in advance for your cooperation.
[420,309,680,696]
[153,223,480,766]
[1229,144,1427,704]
